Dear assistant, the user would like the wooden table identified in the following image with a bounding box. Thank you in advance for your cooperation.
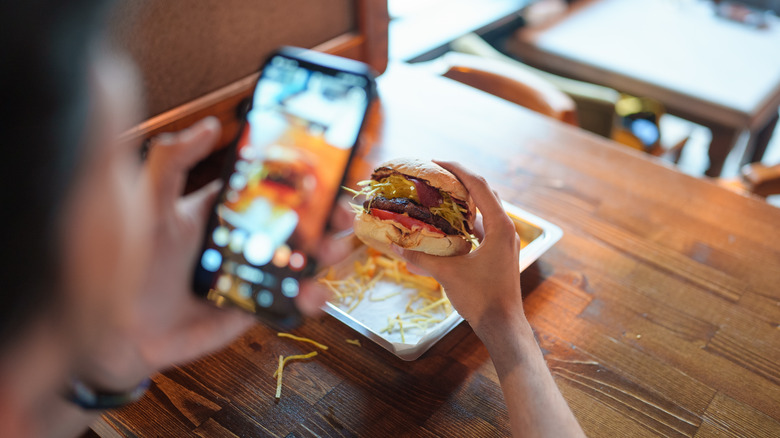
[509,0,780,177]
[94,64,780,437]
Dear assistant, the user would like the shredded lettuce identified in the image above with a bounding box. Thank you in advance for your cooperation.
[344,174,477,246]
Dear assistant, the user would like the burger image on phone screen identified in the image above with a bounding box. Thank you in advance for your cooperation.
[234,144,317,212]
[349,159,477,256]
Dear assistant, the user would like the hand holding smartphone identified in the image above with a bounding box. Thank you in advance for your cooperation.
[193,47,376,328]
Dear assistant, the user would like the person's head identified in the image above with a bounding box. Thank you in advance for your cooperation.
[0,0,151,362]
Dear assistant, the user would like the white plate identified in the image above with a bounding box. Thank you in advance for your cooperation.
[323,201,563,360]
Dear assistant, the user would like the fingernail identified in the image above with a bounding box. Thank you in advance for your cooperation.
[201,116,220,130]
[207,179,224,191]
[150,132,174,146]
[390,244,403,256]
[180,117,219,143]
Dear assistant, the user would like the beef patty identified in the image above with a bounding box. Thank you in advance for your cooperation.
[365,196,461,235]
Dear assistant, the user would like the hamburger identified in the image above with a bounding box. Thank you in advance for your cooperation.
[348,159,477,256]
[255,156,316,207]
[230,145,317,212]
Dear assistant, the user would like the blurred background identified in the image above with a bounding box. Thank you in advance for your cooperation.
[388,0,780,206]
[113,0,780,206]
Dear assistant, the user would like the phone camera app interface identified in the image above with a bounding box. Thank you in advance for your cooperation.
[200,54,370,315]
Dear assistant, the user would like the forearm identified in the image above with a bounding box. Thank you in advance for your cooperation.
[476,313,585,438]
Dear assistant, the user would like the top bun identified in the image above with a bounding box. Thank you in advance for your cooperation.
[372,158,476,221]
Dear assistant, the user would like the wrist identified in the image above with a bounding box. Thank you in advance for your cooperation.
[471,305,540,374]
[72,335,152,393]
[471,302,532,345]
[64,376,151,410]
[72,357,151,395]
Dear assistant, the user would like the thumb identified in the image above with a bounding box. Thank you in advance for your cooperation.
[156,116,222,172]
[147,117,222,204]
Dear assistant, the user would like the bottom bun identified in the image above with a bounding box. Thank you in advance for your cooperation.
[353,211,472,257]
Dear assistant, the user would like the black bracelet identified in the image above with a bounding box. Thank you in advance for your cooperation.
[64,377,151,410]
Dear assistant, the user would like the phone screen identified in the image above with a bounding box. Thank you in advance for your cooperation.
[193,49,374,326]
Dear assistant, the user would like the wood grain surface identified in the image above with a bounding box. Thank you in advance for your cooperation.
[96,64,780,437]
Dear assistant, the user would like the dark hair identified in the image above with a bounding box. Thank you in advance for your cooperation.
[0,0,115,349]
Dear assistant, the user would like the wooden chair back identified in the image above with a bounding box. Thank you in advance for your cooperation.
[434,52,578,126]
[739,163,780,197]
[110,0,388,147]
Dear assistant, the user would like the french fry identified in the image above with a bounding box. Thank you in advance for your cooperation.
[417,297,449,314]
[401,276,440,291]
[369,290,401,302]
[273,351,318,399]
[275,355,284,398]
[277,333,329,350]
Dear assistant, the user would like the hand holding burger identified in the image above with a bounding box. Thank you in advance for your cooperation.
[349,158,477,256]
[387,161,585,437]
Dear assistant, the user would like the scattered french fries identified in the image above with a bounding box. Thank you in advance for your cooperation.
[321,250,453,342]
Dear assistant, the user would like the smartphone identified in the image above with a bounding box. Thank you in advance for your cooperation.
[193,47,376,328]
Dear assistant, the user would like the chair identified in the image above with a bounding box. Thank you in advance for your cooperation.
[103,0,389,196]
[449,33,691,163]
[418,51,577,126]
[450,33,615,136]
[742,163,780,196]
[110,0,389,148]
[719,163,780,197]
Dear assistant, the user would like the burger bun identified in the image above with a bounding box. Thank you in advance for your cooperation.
[354,211,472,257]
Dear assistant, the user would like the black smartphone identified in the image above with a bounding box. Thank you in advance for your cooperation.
[193,47,376,328]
